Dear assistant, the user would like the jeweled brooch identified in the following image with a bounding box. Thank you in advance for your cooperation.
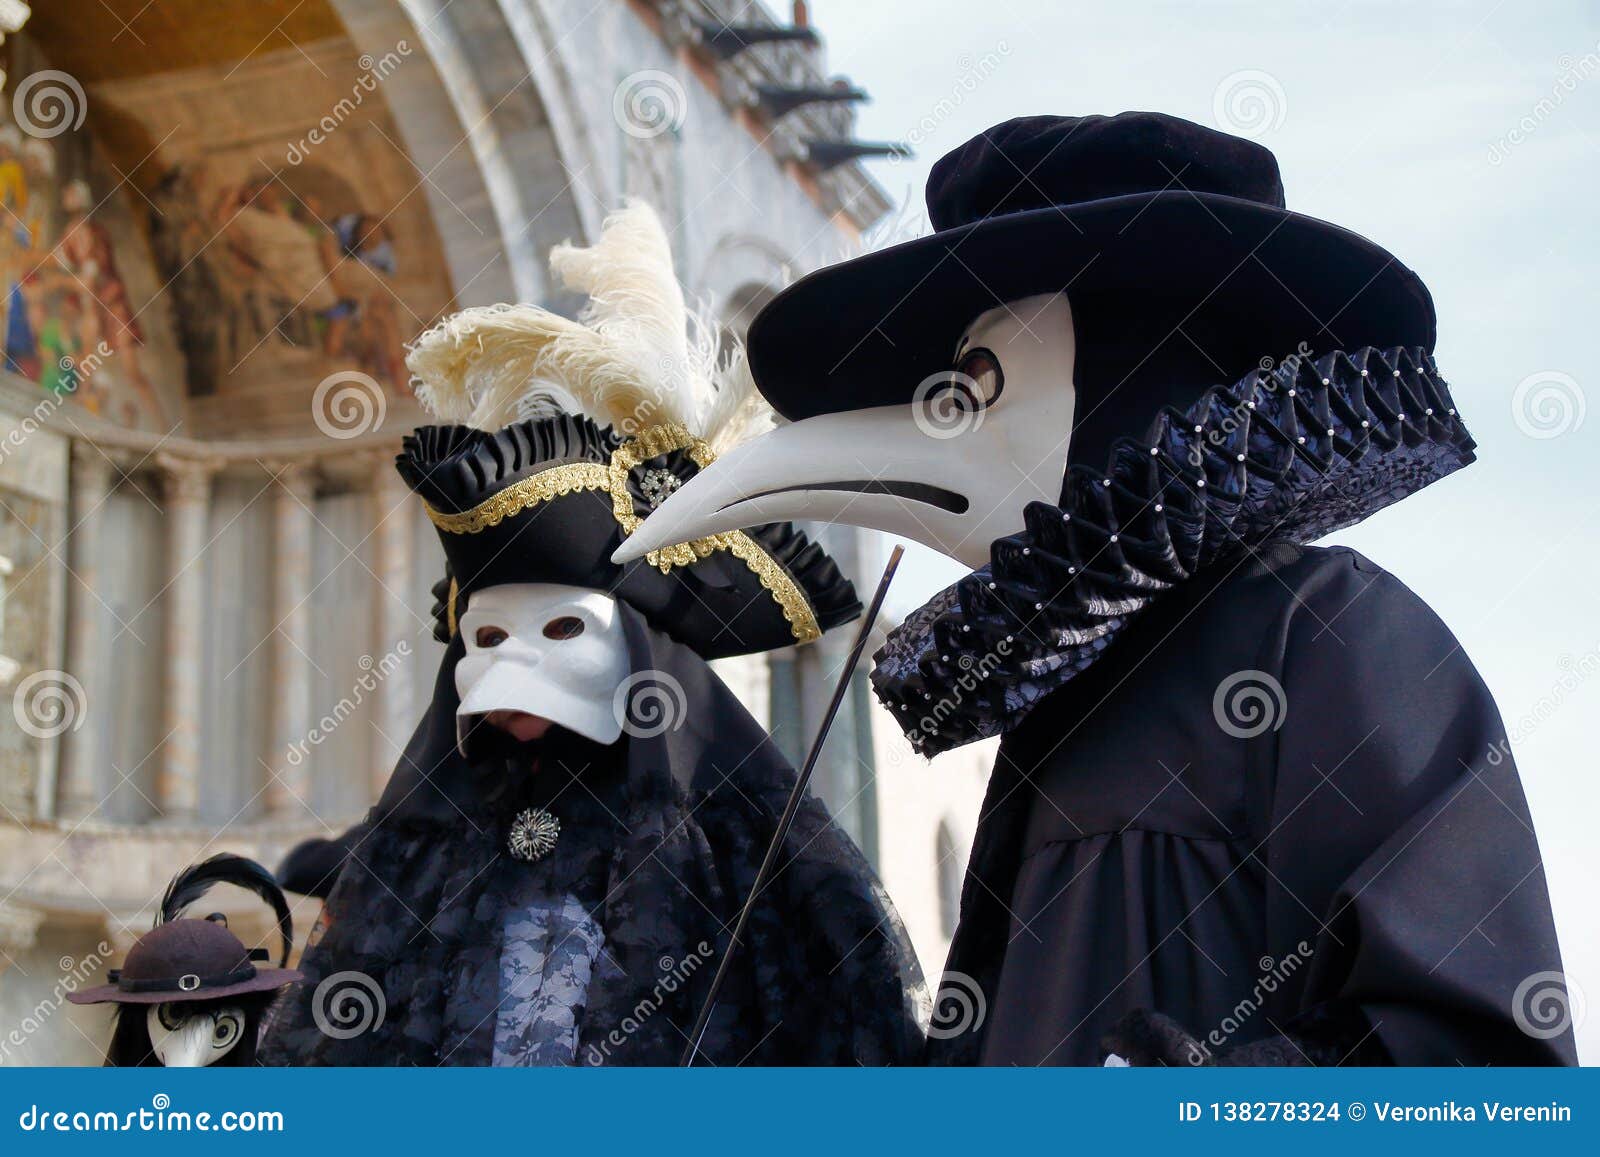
[638,467,682,510]
[508,807,560,862]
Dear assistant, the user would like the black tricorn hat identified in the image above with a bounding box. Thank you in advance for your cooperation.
[69,855,300,1006]
[399,414,862,658]
[748,111,1437,421]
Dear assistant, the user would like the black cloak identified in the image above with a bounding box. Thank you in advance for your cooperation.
[864,346,1575,1066]
[260,605,924,1066]
[923,542,1574,1066]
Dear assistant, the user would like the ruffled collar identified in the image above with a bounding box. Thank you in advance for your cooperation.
[871,346,1475,756]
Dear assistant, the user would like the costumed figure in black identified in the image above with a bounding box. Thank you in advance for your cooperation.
[68,854,300,1066]
[619,114,1576,1066]
[261,203,924,1066]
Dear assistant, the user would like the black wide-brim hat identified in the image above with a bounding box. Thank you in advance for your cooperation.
[749,112,1437,421]
[68,919,301,1006]
[399,414,861,659]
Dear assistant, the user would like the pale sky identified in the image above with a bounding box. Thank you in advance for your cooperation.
[808,0,1600,1060]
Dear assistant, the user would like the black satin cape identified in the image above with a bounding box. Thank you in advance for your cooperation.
[259,605,924,1065]
[927,543,1575,1066]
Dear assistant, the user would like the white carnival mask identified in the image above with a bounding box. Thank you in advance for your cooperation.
[455,584,631,752]
[614,292,1078,571]
[145,1003,246,1067]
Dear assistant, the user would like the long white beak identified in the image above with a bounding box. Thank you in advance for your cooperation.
[614,400,1068,572]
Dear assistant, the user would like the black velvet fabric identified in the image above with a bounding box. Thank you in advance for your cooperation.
[924,544,1575,1067]
[747,112,1435,421]
[926,112,1286,229]
[259,605,924,1066]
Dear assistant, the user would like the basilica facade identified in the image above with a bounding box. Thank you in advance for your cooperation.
[0,0,989,1064]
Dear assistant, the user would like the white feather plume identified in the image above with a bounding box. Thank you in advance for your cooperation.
[405,200,770,449]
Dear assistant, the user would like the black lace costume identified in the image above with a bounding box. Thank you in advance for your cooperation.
[262,602,924,1066]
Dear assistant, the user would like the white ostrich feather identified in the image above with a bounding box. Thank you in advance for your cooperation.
[406,200,771,448]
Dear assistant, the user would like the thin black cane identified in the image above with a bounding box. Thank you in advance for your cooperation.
[680,545,904,1066]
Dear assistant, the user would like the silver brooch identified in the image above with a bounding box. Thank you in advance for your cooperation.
[508,807,560,862]
[639,468,682,510]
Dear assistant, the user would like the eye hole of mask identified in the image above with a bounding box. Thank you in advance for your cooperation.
[953,346,1004,409]
[475,626,509,648]
[542,616,586,641]
[211,1012,241,1048]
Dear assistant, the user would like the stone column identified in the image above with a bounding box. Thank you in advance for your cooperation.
[58,441,116,821]
[156,455,220,821]
[0,902,43,980]
[367,452,415,800]
[265,460,317,818]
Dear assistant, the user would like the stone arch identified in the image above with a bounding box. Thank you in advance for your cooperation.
[332,0,598,308]
[697,232,797,310]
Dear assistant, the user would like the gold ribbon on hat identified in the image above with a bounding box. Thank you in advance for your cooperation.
[423,424,820,643]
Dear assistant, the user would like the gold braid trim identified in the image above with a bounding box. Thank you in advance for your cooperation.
[423,462,612,533]
[721,529,820,644]
[421,424,821,644]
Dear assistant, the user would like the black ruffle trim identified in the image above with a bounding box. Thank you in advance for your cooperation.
[396,413,619,512]
[872,346,1476,756]
[401,414,862,648]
